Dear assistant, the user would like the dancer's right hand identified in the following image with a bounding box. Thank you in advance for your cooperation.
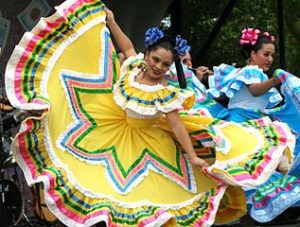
[195,66,213,82]
[104,7,115,26]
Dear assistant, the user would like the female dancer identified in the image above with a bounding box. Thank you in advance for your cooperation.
[209,28,282,122]
[5,1,295,226]
[209,28,300,223]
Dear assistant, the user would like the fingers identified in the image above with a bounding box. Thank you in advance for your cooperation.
[104,6,110,12]
[196,66,213,75]
[206,70,213,76]
[192,157,210,169]
[104,7,114,24]
[104,7,111,16]
[272,76,281,86]
[199,159,209,168]
[202,161,210,168]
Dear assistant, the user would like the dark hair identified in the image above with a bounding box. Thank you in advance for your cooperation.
[146,37,187,89]
[146,37,176,58]
[241,34,275,60]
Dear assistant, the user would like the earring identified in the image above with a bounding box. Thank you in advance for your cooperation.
[246,58,252,65]
[138,62,146,72]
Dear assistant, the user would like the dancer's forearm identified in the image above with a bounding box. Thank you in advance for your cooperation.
[105,7,136,58]
[248,77,280,96]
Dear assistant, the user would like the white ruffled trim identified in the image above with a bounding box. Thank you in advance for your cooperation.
[208,64,283,107]
[113,86,194,115]
[5,3,106,111]
[119,53,144,79]
[249,184,300,223]
[207,120,295,188]
[145,213,174,227]
[120,53,181,92]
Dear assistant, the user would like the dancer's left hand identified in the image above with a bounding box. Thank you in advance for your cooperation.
[190,156,210,169]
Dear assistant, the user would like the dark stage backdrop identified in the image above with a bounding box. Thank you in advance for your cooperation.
[0,0,65,94]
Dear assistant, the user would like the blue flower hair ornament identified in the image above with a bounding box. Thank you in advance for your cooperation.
[144,27,165,48]
[144,27,191,56]
[175,35,191,56]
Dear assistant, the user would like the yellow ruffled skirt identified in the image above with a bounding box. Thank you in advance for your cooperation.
[5,1,294,226]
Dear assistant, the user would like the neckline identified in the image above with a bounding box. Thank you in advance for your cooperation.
[125,55,174,92]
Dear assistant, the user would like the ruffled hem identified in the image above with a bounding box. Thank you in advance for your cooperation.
[264,69,300,134]
[208,64,282,108]
[275,69,300,114]
[205,118,295,188]
[7,0,295,226]
[13,117,230,227]
[248,173,300,223]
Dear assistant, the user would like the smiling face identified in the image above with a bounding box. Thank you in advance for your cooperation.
[144,47,173,80]
[250,43,275,71]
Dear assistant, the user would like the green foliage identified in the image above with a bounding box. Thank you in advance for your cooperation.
[284,0,300,74]
[188,0,299,75]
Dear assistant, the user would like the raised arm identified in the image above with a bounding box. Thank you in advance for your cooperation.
[248,76,281,97]
[165,110,209,169]
[104,7,136,58]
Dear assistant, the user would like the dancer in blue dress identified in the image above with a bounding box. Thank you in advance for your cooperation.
[208,28,300,223]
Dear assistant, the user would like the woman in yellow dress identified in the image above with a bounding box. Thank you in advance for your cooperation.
[5,1,294,226]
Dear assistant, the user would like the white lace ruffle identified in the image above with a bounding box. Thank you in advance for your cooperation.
[208,64,283,108]
[113,87,194,116]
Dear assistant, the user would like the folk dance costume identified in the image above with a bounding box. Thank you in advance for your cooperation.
[166,64,228,119]
[208,64,282,123]
[209,64,300,222]
[5,0,295,226]
[250,70,300,222]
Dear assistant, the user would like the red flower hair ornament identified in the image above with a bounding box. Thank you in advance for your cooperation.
[240,28,275,46]
[240,28,261,46]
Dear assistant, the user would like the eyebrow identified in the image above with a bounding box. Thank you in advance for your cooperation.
[152,55,172,65]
